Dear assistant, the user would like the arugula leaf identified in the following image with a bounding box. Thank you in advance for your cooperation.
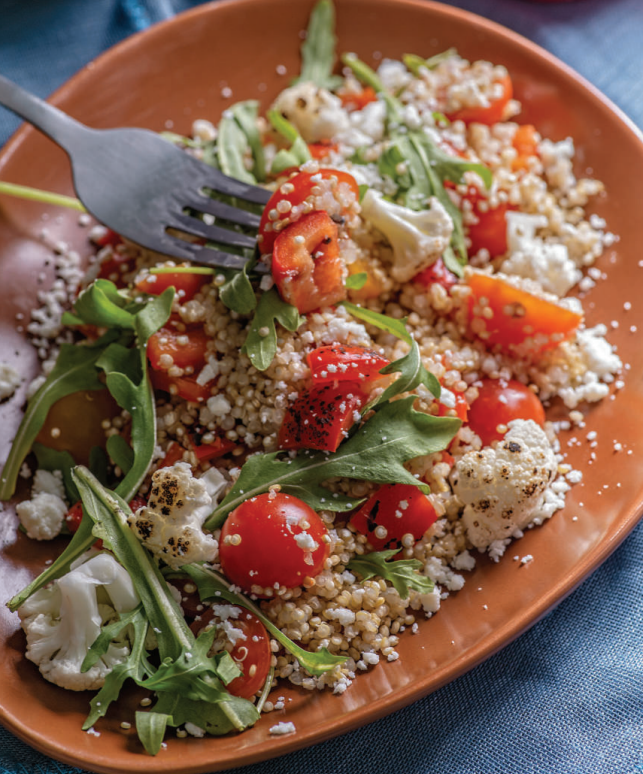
[135,709,171,756]
[0,333,116,500]
[106,434,134,476]
[205,396,460,529]
[348,548,434,599]
[68,279,144,329]
[229,101,266,182]
[267,110,312,174]
[403,49,458,76]
[32,443,79,503]
[180,564,347,676]
[345,272,367,290]
[218,109,257,185]
[218,259,257,316]
[293,0,342,90]
[241,288,304,371]
[341,301,441,404]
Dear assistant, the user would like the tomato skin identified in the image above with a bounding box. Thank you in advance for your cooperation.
[219,493,330,593]
[467,271,583,356]
[190,608,271,699]
[350,484,438,552]
[136,272,210,303]
[437,390,468,422]
[413,257,458,289]
[467,200,516,258]
[447,73,513,126]
[147,326,210,372]
[468,378,545,446]
[157,441,187,468]
[190,434,236,462]
[259,169,359,256]
[272,211,346,314]
[307,345,389,386]
[278,381,366,452]
[511,124,539,171]
[150,368,215,403]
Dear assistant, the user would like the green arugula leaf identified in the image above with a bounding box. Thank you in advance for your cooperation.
[241,288,304,371]
[106,434,134,476]
[32,443,79,503]
[345,272,368,290]
[403,49,458,76]
[230,101,266,182]
[293,0,342,90]
[218,259,257,315]
[160,131,203,149]
[180,564,347,676]
[89,445,110,486]
[205,396,460,529]
[267,110,312,174]
[135,710,171,756]
[218,110,257,185]
[348,548,434,598]
[70,279,143,329]
[341,301,441,404]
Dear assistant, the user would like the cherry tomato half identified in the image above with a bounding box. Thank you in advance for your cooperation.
[258,168,359,256]
[219,493,330,594]
[278,381,366,452]
[136,271,210,303]
[350,483,438,552]
[467,378,545,446]
[467,271,583,356]
[413,257,458,290]
[307,345,389,386]
[447,73,513,126]
[147,326,210,372]
[190,608,271,699]
[272,211,346,314]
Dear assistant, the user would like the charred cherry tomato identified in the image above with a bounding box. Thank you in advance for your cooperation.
[467,271,583,356]
[338,86,378,111]
[258,168,359,256]
[219,493,330,593]
[150,369,215,403]
[447,73,513,126]
[467,378,545,446]
[272,211,346,314]
[350,484,438,552]
[413,257,459,289]
[278,381,366,452]
[190,608,271,699]
[136,271,210,303]
[307,344,389,386]
[190,434,236,462]
[147,326,210,372]
[511,124,539,171]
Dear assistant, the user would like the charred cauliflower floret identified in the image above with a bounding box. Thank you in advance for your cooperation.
[270,82,349,143]
[128,462,219,569]
[451,419,557,551]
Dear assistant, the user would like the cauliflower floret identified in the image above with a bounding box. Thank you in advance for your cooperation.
[128,462,218,569]
[270,82,349,143]
[18,553,139,691]
[452,419,557,552]
[0,362,21,400]
[16,493,67,541]
[360,189,453,282]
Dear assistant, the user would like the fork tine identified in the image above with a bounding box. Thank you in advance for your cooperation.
[169,214,258,249]
[164,235,265,272]
[184,193,262,228]
[197,167,273,205]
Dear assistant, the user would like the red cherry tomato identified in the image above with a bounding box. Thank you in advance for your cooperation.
[307,345,389,386]
[219,493,330,593]
[272,211,346,314]
[278,381,366,452]
[437,390,468,421]
[467,378,545,446]
[150,368,215,403]
[147,326,210,372]
[447,73,513,126]
[350,483,438,551]
[96,254,137,288]
[413,257,458,289]
[136,271,210,303]
[467,271,583,356]
[259,168,359,256]
[190,608,271,699]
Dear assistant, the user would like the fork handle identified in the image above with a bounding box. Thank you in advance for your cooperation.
[0,73,86,155]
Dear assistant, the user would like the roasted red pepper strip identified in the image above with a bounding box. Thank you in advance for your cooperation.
[307,344,389,385]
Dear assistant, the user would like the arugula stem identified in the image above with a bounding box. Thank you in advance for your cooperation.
[0,181,85,212]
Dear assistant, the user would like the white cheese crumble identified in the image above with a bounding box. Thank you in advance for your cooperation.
[268,721,296,736]
[0,362,21,400]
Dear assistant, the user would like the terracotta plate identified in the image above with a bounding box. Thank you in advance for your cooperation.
[1,0,642,771]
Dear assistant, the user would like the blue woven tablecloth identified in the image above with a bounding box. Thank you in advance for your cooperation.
[1,1,642,772]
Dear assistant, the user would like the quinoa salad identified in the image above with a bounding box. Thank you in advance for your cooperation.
[0,0,622,755]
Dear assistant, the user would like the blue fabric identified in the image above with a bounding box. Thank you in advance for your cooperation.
[1,1,642,772]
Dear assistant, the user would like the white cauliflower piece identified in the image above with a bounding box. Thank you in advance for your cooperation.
[128,462,218,569]
[270,82,349,143]
[500,212,581,296]
[360,189,453,282]
[32,469,66,500]
[452,419,557,552]
[18,553,139,691]
[0,362,21,400]
[16,493,67,541]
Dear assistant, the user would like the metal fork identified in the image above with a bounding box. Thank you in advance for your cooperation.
[0,74,271,271]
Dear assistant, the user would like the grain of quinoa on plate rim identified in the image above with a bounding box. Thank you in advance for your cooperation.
[0,0,623,754]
